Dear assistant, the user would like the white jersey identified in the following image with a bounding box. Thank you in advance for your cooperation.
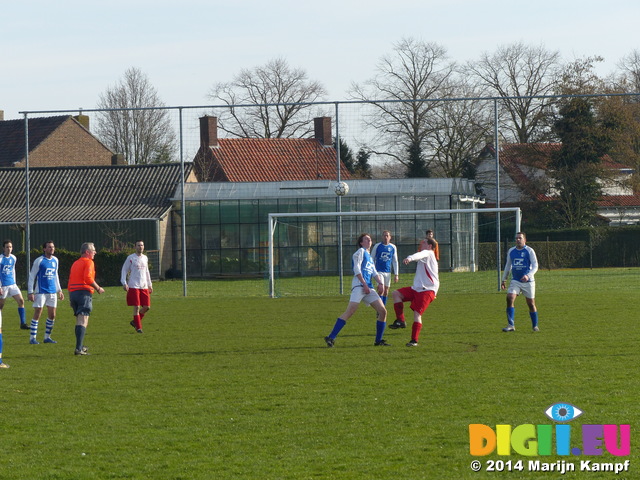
[406,249,439,295]
[121,253,152,289]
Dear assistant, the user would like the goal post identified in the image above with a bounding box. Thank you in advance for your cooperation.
[268,207,521,298]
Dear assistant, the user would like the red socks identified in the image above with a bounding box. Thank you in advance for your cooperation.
[133,315,142,330]
[411,322,422,342]
[393,302,405,322]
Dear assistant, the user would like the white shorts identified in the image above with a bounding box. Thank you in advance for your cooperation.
[379,272,392,288]
[32,293,58,309]
[349,285,382,305]
[1,284,22,299]
[507,280,535,299]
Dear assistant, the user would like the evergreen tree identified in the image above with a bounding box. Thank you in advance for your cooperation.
[355,148,373,179]
[550,98,611,227]
[337,138,355,174]
[407,142,429,177]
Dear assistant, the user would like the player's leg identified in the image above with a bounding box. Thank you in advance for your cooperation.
[0,314,6,368]
[407,310,422,347]
[502,283,518,332]
[370,299,389,346]
[526,297,538,331]
[390,287,410,329]
[325,300,360,347]
[44,303,57,343]
[30,298,44,344]
[406,291,433,346]
[15,293,27,329]
[137,289,151,332]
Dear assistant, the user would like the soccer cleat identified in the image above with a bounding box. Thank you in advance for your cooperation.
[20,323,29,330]
[44,337,57,344]
[502,325,515,332]
[406,340,419,347]
[29,338,40,345]
[374,339,391,347]
[324,336,335,348]
[136,329,144,334]
[388,319,406,330]
[533,326,540,332]
[0,362,9,369]
[74,346,89,356]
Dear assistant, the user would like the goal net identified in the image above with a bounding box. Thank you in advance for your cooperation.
[267,207,521,297]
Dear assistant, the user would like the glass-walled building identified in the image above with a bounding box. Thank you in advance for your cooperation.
[171,178,481,277]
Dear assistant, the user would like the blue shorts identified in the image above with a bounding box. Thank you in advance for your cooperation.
[70,290,93,316]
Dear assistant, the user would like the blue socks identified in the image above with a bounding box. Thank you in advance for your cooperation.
[328,318,347,339]
[381,296,387,305]
[75,325,86,351]
[530,311,539,328]
[18,307,26,325]
[375,320,386,343]
[506,307,515,326]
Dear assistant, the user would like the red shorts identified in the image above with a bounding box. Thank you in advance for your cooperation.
[126,288,151,307]
[395,287,435,315]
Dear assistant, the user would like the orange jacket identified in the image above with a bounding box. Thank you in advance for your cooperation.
[68,257,95,293]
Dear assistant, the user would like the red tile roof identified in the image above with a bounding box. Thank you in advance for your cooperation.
[202,138,350,182]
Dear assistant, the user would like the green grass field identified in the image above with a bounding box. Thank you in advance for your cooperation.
[2,268,638,479]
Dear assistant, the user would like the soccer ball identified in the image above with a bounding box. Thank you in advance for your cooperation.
[334,181,349,196]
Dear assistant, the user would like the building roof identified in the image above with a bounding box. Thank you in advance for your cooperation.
[0,116,72,166]
[0,163,192,223]
[205,137,350,182]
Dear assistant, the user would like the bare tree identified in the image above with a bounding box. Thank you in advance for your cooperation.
[96,68,177,164]
[617,49,640,93]
[466,42,561,143]
[426,78,493,177]
[350,38,455,177]
[208,58,327,138]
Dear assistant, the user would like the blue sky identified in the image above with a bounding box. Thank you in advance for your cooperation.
[2,0,639,120]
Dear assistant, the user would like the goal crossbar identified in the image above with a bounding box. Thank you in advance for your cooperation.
[268,207,521,298]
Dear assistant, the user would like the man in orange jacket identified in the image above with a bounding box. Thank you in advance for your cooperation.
[68,242,104,356]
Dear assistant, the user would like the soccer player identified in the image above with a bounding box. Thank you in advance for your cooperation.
[370,230,399,305]
[0,240,28,330]
[423,229,440,261]
[27,241,64,345]
[500,232,539,332]
[68,242,104,355]
[324,233,390,347]
[391,237,439,346]
[121,240,153,334]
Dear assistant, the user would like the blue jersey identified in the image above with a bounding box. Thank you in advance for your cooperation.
[351,247,378,289]
[0,254,18,286]
[371,242,399,274]
[502,246,538,283]
[28,255,61,294]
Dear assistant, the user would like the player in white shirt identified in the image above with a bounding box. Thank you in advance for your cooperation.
[121,240,153,334]
[391,238,439,347]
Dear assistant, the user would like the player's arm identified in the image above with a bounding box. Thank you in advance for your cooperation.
[120,259,130,291]
[27,257,40,299]
[55,266,64,300]
[392,245,399,280]
[501,249,513,289]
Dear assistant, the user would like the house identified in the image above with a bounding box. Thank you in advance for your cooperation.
[193,116,350,182]
[476,143,640,225]
[0,163,195,278]
[0,114,117,168]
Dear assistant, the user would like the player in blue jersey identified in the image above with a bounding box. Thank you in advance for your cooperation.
[27,241,64,344]
[500,232,539,332]
[324,233,390,347]
[371,230,399,306]
[0,240,28,330]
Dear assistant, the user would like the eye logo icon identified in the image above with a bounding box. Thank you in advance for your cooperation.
[545,403,583,422]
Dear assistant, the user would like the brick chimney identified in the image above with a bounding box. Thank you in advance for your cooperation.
[0,110,4,121]
[74,114,90,130]
[200,116,218,148]
[314,117,332,146]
